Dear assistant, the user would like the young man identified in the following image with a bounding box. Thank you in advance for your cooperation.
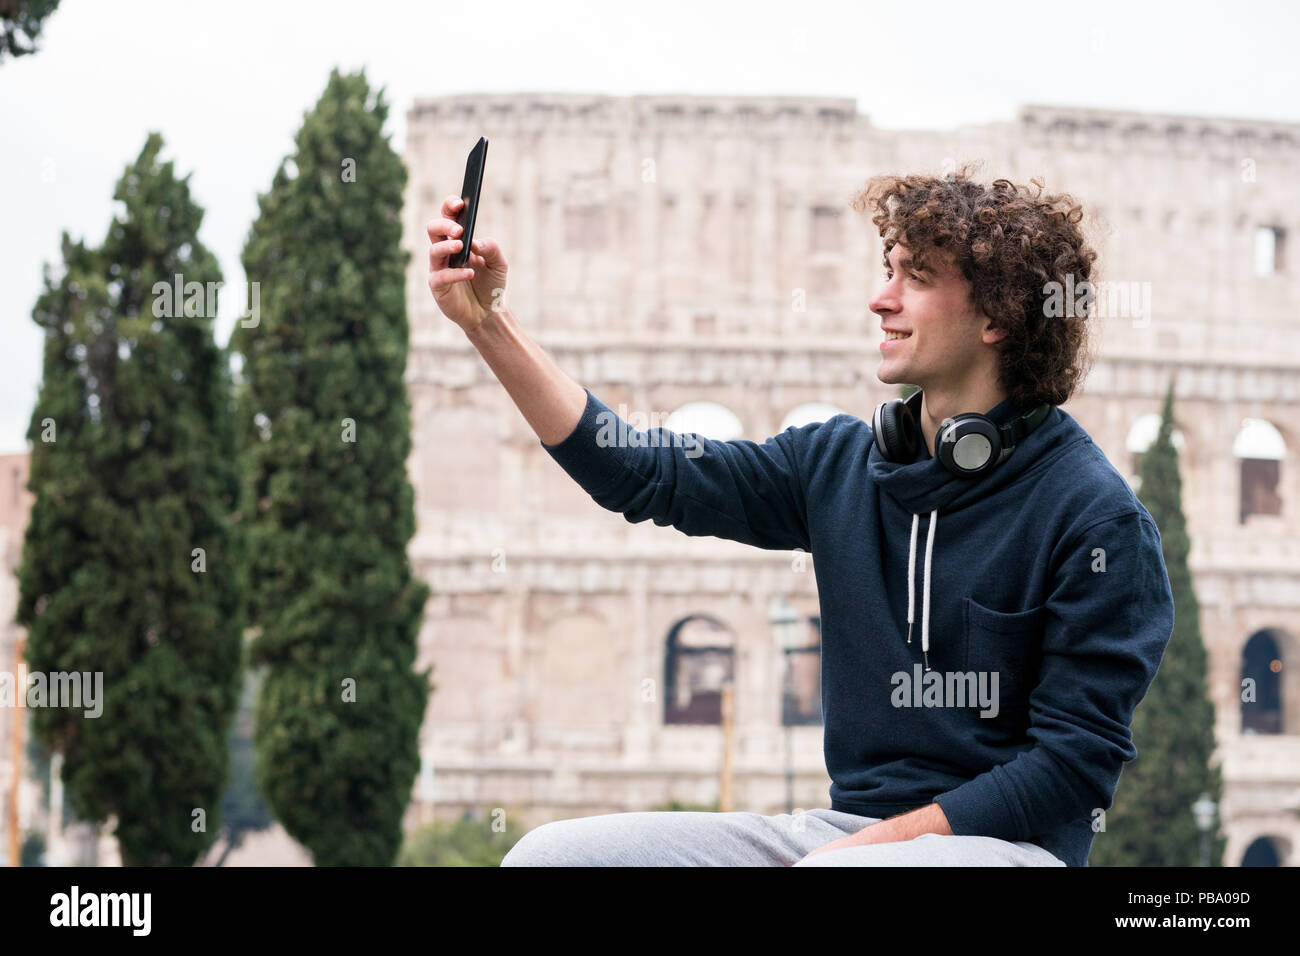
[427,166,1175,867]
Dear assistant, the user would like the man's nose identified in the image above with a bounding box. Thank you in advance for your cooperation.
[869,283,898,317]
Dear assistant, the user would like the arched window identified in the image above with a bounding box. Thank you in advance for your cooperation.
[1125,413,1186,492]
[780,403,847,432]
[1240,629,1283,734]
[1233,418,1285,523]
[664,402,744,441]
[781,616,823,726]
[664,615,736,725]
[1241,836,1283,866]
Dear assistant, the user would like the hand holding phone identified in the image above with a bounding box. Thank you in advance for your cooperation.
[428,137,510,335]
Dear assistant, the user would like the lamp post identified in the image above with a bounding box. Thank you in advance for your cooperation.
[769,596,801,815]
[1192,793,1217,867]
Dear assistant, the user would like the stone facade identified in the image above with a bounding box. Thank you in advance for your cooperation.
[400,93,1300,866]
[0,452,31,865]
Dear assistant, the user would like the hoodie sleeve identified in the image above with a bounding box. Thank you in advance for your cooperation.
[932,510,1175,844]
[539,386,814,552]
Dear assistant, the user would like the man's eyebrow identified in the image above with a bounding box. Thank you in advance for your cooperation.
[894,254,927,274]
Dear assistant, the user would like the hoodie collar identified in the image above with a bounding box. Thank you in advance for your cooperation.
[869,396,1055,515]
[867,396,1081,670]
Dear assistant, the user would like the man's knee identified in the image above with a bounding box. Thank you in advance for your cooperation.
[500,817,620,866]
[500,820,570,867]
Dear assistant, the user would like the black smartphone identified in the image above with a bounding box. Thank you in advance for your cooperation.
[449,136,488,268]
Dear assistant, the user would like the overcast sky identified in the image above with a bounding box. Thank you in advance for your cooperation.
[2,0,1297,453]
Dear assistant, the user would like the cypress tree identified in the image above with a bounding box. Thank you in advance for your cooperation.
[0,0,61,63]
[16,132,244,866]
[1091,378,1225,865]
[232,68,430,866]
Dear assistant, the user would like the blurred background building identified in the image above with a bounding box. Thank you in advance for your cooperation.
[399,93,1300,866]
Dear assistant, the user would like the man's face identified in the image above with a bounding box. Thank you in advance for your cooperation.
[869,242,1004,390]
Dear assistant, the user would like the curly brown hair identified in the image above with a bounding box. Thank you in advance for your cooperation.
[850,161,1099,409]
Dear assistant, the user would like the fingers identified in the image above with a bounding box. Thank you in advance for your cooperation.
[429,262,473,294]
[428,236,464,270]
[435,237,486,270]
[428,244,473,292]
[427,216,463,243]
[466,236,503,268]
[427,197,479,298]
[427,230,472,294]
[428,196,465,243]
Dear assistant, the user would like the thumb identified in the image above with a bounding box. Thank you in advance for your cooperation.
[477,236,512,264]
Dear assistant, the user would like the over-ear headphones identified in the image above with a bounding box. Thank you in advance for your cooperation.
[872,388,1052,478]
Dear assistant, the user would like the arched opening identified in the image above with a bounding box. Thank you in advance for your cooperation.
[664,402,744,442]
[1233,418,1285,523]
[664,614,736,725]
[1125,413,1185,492]
[1240,629,1283,734]
[1241,836,1282,866]
[780,403,847,432]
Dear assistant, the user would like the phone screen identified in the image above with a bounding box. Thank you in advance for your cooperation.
[450,136,488,268]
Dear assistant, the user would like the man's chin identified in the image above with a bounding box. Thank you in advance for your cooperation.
[876,363,906,386]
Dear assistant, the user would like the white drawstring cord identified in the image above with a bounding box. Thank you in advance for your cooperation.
[906,513,918,646]
[921,508,937,671]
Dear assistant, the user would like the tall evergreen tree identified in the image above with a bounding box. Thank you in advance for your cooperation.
[1091,378,1225,865]
[0,0,61,63]
[16,132,244,866]
[232,68,430,866]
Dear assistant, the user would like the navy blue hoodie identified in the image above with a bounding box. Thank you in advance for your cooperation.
[540,386,1175,867]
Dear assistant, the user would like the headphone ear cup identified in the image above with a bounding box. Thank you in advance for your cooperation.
[935,415,999,477]
[873,399,918,462]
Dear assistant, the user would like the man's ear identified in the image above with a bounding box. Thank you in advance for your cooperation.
[982,321,1009,346]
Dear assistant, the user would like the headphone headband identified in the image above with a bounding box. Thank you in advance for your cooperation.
[998,401,1051,449]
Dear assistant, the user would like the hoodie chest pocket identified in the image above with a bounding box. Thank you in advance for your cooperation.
[963,598,1046,710]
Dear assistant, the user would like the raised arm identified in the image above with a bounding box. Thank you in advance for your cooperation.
[426,194,587,445]
[429,194,819,552]
[537,383,816,552]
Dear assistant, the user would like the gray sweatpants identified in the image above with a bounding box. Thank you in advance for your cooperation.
[499,808,1066,866]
